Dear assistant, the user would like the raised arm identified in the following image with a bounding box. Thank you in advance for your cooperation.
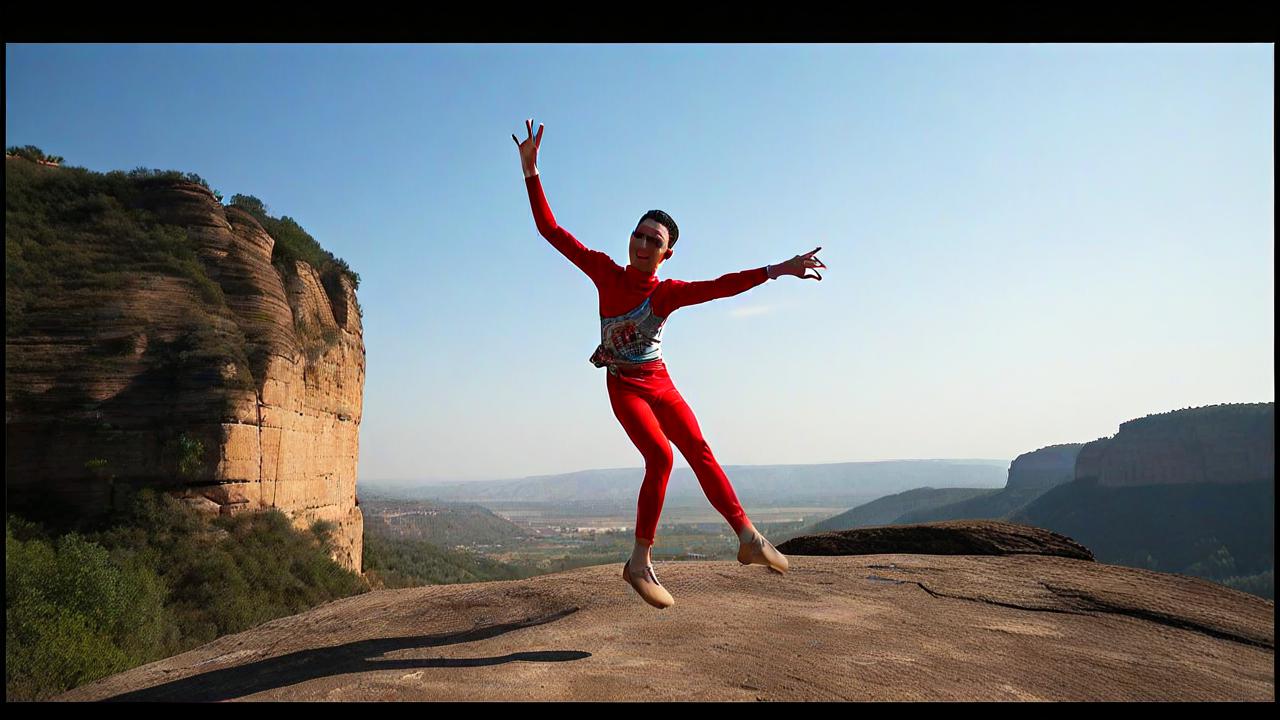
[514,119,617,285]
[652,247,827,317]
[653,266,770,316]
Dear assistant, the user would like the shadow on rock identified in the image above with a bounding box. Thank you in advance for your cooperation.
[101,606,586,702]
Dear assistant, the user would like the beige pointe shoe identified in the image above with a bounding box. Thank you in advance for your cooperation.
[623,558,675,609]
[738,529,790,573]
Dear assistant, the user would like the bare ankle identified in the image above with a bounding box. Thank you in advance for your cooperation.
[631,541,653,565]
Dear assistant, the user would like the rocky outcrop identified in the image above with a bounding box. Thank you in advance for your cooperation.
[5,169,365,572]
[56,554,1272,701]
[779,520,1095,561]
[1005,443,1084,490]
[1074,403,1274,488]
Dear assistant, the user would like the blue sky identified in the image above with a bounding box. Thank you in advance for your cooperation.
[6,44,1274,482]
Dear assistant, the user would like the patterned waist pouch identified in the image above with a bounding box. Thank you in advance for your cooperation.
[589,344,662,377]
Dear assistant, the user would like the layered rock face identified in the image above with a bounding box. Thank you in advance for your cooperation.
[5,174,365,573]
[1074,403,1274,488]
[1005,443,1085,490]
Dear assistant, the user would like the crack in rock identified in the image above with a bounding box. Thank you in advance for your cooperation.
[1036,580,1273,651]
[901,578,1271,650]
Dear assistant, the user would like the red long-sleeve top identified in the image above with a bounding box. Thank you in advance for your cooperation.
[526,173,771,371]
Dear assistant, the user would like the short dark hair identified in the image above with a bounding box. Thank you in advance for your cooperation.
[638,210,679,248]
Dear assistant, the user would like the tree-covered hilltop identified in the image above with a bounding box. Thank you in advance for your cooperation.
[5,152,360,339]
[1119,402,1274,432]
[7,144,64,165]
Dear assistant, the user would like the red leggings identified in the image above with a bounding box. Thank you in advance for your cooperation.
[606,360,751,547]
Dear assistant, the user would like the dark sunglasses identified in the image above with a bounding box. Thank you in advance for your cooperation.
[631,230,666,247]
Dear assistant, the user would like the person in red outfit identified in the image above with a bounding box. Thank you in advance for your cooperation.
[513,119,826,609]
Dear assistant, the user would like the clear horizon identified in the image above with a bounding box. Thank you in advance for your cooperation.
[6,44,1274,481]
[367,455,1017,485]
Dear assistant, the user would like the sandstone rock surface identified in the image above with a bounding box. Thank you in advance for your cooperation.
[58,552,1271,701]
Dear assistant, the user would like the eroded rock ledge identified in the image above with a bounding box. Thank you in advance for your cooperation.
[778,519,1095,561]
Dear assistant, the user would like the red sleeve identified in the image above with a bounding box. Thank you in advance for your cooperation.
[652,266,770,317]
[525,174,618,286]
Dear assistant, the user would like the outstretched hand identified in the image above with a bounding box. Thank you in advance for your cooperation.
[512,118,544,175]
[774,247,826,281]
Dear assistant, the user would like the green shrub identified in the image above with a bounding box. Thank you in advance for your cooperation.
[6,145,57,163]
[361,527,530,589]
[6,487,369,699]
[161,433,205,480]
[1217,569,1273,600]
[6,521,174,700]
[123,167,211,191]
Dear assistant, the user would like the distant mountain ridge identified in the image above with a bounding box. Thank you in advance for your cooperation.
[808,487,996,532]
[1076,402,1273,487]
[810,444,1085,534]
[803,402,1275,598]
[374,459,1010,508]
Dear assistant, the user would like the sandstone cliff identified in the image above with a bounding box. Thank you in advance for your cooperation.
[5,158,365,572]
[1005,443,1084,490]
[1074,403,1274,488]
